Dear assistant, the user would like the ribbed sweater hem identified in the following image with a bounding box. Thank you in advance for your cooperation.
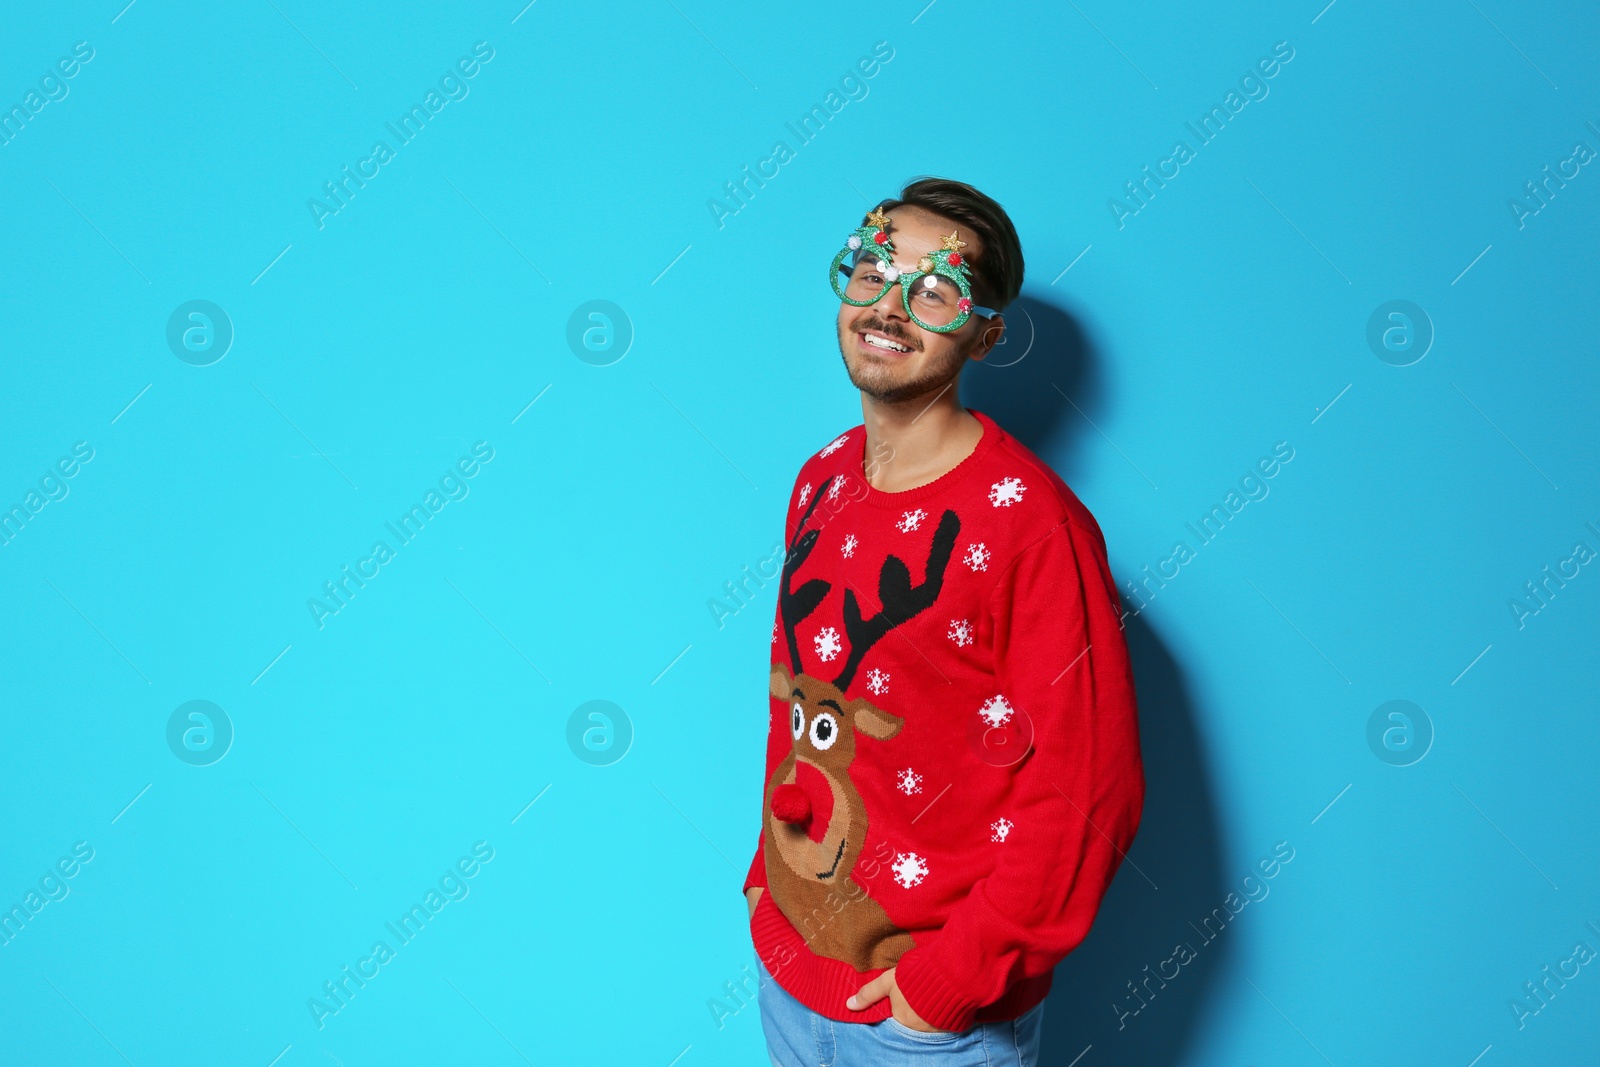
[749,891,1052,1030]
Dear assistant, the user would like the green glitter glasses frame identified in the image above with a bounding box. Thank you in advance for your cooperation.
[830,207,1000,333]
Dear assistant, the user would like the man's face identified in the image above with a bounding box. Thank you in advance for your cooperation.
[836,205,1003,405]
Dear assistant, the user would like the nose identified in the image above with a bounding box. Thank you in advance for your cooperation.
[772,761,836,843]
[870,276,909,324]
[773,783,810,824]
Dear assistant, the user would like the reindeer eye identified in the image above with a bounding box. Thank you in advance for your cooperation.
[791,703,804,740]
[809,711,839,751]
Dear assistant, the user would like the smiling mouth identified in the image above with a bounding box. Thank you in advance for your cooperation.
[858,329,914,355]
[817,836,846,879]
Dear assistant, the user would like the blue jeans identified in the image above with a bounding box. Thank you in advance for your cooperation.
[756,956,1045,1067]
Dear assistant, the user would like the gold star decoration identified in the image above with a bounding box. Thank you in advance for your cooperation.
[865,207,892,229]
[939,230,967,253]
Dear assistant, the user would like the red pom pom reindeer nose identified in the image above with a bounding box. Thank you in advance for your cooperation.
[772,783,811,824]
[773,763,835,842]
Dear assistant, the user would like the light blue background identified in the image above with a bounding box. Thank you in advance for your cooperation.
[2,1,1597,1064]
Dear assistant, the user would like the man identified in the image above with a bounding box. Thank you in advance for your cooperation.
[742,176,1146,1066]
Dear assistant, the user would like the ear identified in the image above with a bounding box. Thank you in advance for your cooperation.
[851,698,903,741]
[770,661,795,701]
[973,314,1006,360]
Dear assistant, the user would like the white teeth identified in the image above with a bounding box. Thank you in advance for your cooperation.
[863,333,911,353]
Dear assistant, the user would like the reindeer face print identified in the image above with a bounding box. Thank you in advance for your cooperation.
[768,665,903,885]
[757,471,959,970]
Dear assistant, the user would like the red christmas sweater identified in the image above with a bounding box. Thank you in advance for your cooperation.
[743,407,1145,1033]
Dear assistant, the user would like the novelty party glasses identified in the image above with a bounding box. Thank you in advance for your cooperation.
[830,207,1000,333]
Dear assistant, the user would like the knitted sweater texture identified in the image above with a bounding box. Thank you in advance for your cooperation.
[743,408,1146,1033]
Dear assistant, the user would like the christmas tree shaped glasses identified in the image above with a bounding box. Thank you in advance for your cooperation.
[830,207,1000,333]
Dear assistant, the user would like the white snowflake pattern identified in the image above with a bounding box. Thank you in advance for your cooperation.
[818,433,850,458]
[841,534,858,559]
[978,694,1014,728]
[772,622,779,644]
[892,852,930,888]
[813,626,842,662]
[948,619,974,647]
[866,667,890,695]
[963,542,991,572]
[826,476,846,501]
[991,818,1013,842]
[797,482,812,506]
[989,476,1026,507]
[897,508,926,532]
[896,768,923,795]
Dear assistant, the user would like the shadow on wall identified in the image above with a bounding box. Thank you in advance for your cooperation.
[962,296,1228,1067]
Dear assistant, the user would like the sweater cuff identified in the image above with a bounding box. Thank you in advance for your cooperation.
[892,945,983,1033]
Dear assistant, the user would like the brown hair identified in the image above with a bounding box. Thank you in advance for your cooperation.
[870,176,1025,313]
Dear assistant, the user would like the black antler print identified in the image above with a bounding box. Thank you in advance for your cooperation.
[778,475,838,674]
[831,509,961,692]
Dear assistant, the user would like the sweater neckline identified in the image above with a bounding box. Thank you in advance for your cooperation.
[851,408,1000,508]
